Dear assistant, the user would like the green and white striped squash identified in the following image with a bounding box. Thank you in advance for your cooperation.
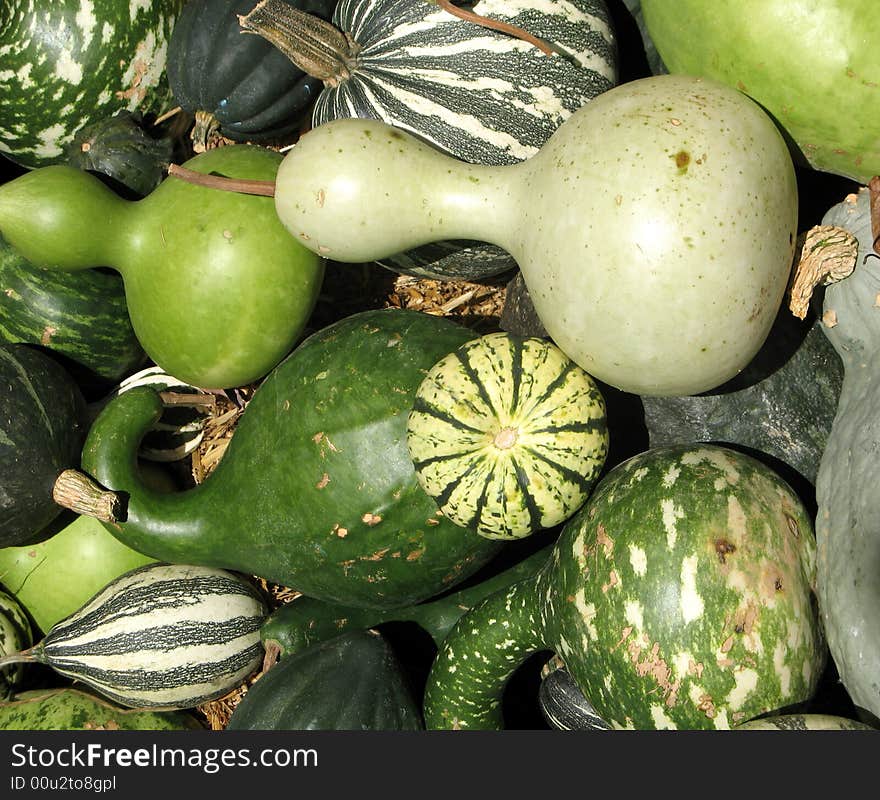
[407,333,608,540]
[0,563,267,710]
[241,0,617,280]
[0,589,32,700]
[0,0,183,169]
[423,444,827,730]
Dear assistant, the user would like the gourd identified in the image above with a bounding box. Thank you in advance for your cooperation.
[538,660,611,731]
[813,186,880,721]
[0,0,183,169]
[0,145,324,389]
[261,542,552,656]
[0,235,146,387]
[422,444,826,730]
[240,0,617,280]
[640,0,880,183]
[0,688,204,730]
[227,630,423,730]
[0,589,31,700]
[269,74,799,396]
[407,332,608,540]
[0,563,268,710]
[77,309,501,610]
[65,111,175,197]
[733,714,875,731]
[0,344,88,546]
[167,0,338,150]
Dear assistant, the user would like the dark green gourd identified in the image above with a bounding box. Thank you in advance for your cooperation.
[0,344,87,546]
[167,0,338,150]
[423,444,826,730]
[814,186,880,721]
[80,309,501,609]
[228,630,423,730]
[241,0,617,280]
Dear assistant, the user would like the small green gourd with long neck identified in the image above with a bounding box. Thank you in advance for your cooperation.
[0,145,323,390]
[813,185,880,721]
[270,74,799,396]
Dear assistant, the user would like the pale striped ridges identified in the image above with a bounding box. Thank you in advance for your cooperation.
[39,564,267,709]
[314,0,616,166]
[407,333,608,539]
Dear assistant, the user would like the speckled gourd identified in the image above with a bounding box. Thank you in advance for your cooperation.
[423,443,826,730]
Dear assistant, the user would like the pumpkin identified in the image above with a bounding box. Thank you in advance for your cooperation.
[813,186,880,721]
[271,74,799,396]
[240,0,617,280]
[0,0,183,169]
[167,0,338,151]
[422,444,826,730]
[228,630,423,730]
[407,332,608,540]
[0,344,87,547]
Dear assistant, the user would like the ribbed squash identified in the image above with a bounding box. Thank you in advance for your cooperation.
[407,332,608,540]
[228,630,423,730]
[241,0,617,279]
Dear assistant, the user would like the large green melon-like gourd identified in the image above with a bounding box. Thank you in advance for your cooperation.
[241,0,617,280]
[228,630,423,730]
[640,0,880,183]
[814,186,880,721]
[80,309,501,609]
[407,332,608,540]
[423,444,826,730]
[0,0,183,169]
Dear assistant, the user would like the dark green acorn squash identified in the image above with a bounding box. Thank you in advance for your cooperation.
[814,186,880,722]
[228,630,423,730]
[167,0,338,150]
[0,235,146,388]
[0,344,87,547]
[80,308,501,609]
[241,0,617,280]
[65,111,175,198]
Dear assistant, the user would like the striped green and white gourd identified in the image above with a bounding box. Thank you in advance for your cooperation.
[0,589,32,700]
[0,0,183,169]
[406,332,608,540]
[241,0,617,279]
[0,563,267,710]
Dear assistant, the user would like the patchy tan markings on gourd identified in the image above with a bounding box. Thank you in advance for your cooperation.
[406,547,425,561]
[315,473,330,489]
[361,513,382,526]
[601,570,620,593]
[40,326,57,346]
[661,498,684,549]
[595,524,614,558]
[680,554,704,623]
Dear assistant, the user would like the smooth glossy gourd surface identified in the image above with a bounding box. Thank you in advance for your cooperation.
[274,74,799,396]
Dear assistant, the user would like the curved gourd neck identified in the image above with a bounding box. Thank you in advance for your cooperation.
[80,386,225,566]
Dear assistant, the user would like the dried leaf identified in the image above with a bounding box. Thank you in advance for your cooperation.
[788,225,859,319]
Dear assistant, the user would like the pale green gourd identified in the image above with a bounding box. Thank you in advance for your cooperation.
[272,74,799,396]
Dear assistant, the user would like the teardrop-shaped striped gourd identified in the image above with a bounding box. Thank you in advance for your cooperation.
[407,332,608,540]
[12,563,267,710]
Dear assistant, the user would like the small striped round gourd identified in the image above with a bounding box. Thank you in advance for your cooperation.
[0,563,267,710]
[407,332,608,540]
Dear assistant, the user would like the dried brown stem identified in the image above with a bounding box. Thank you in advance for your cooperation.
[166,163,276,197]
[52,469,124,524]
[788,225,859,319]
[432,0,555,57]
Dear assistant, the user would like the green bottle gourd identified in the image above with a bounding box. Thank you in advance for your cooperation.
[0,145,324,390]
[270,73,799,396]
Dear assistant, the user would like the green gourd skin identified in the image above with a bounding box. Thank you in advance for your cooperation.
[81,309,501,610]
[274,74,799,396]
[814,187,880,721]
[0,146,324,390]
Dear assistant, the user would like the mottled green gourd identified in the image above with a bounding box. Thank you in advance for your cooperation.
[0,145,323,390]
[272,74,799,396]
[407,333,608,540]
[80,309,500,609]
[0,589,32,700]
[814,186,880,721]
[423,444,826,730]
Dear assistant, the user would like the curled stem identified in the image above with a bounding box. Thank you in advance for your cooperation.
[166,164,276,197]
[432,0,555,57]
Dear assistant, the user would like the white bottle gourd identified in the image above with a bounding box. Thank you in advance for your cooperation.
[274,74,799,397]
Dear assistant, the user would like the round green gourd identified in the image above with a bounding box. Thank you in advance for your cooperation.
[640,0,880,184]
[272,74,799,396]
[0,145,324,389]
[228,630,423,730]
[0,589,32,700]
[79,309,501,610]
[242,0,617,279]
[422,444,826,730]
[0,0,183,169]
[0,688,204,731]
[406,332,608,540]
[813,186,880,722]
